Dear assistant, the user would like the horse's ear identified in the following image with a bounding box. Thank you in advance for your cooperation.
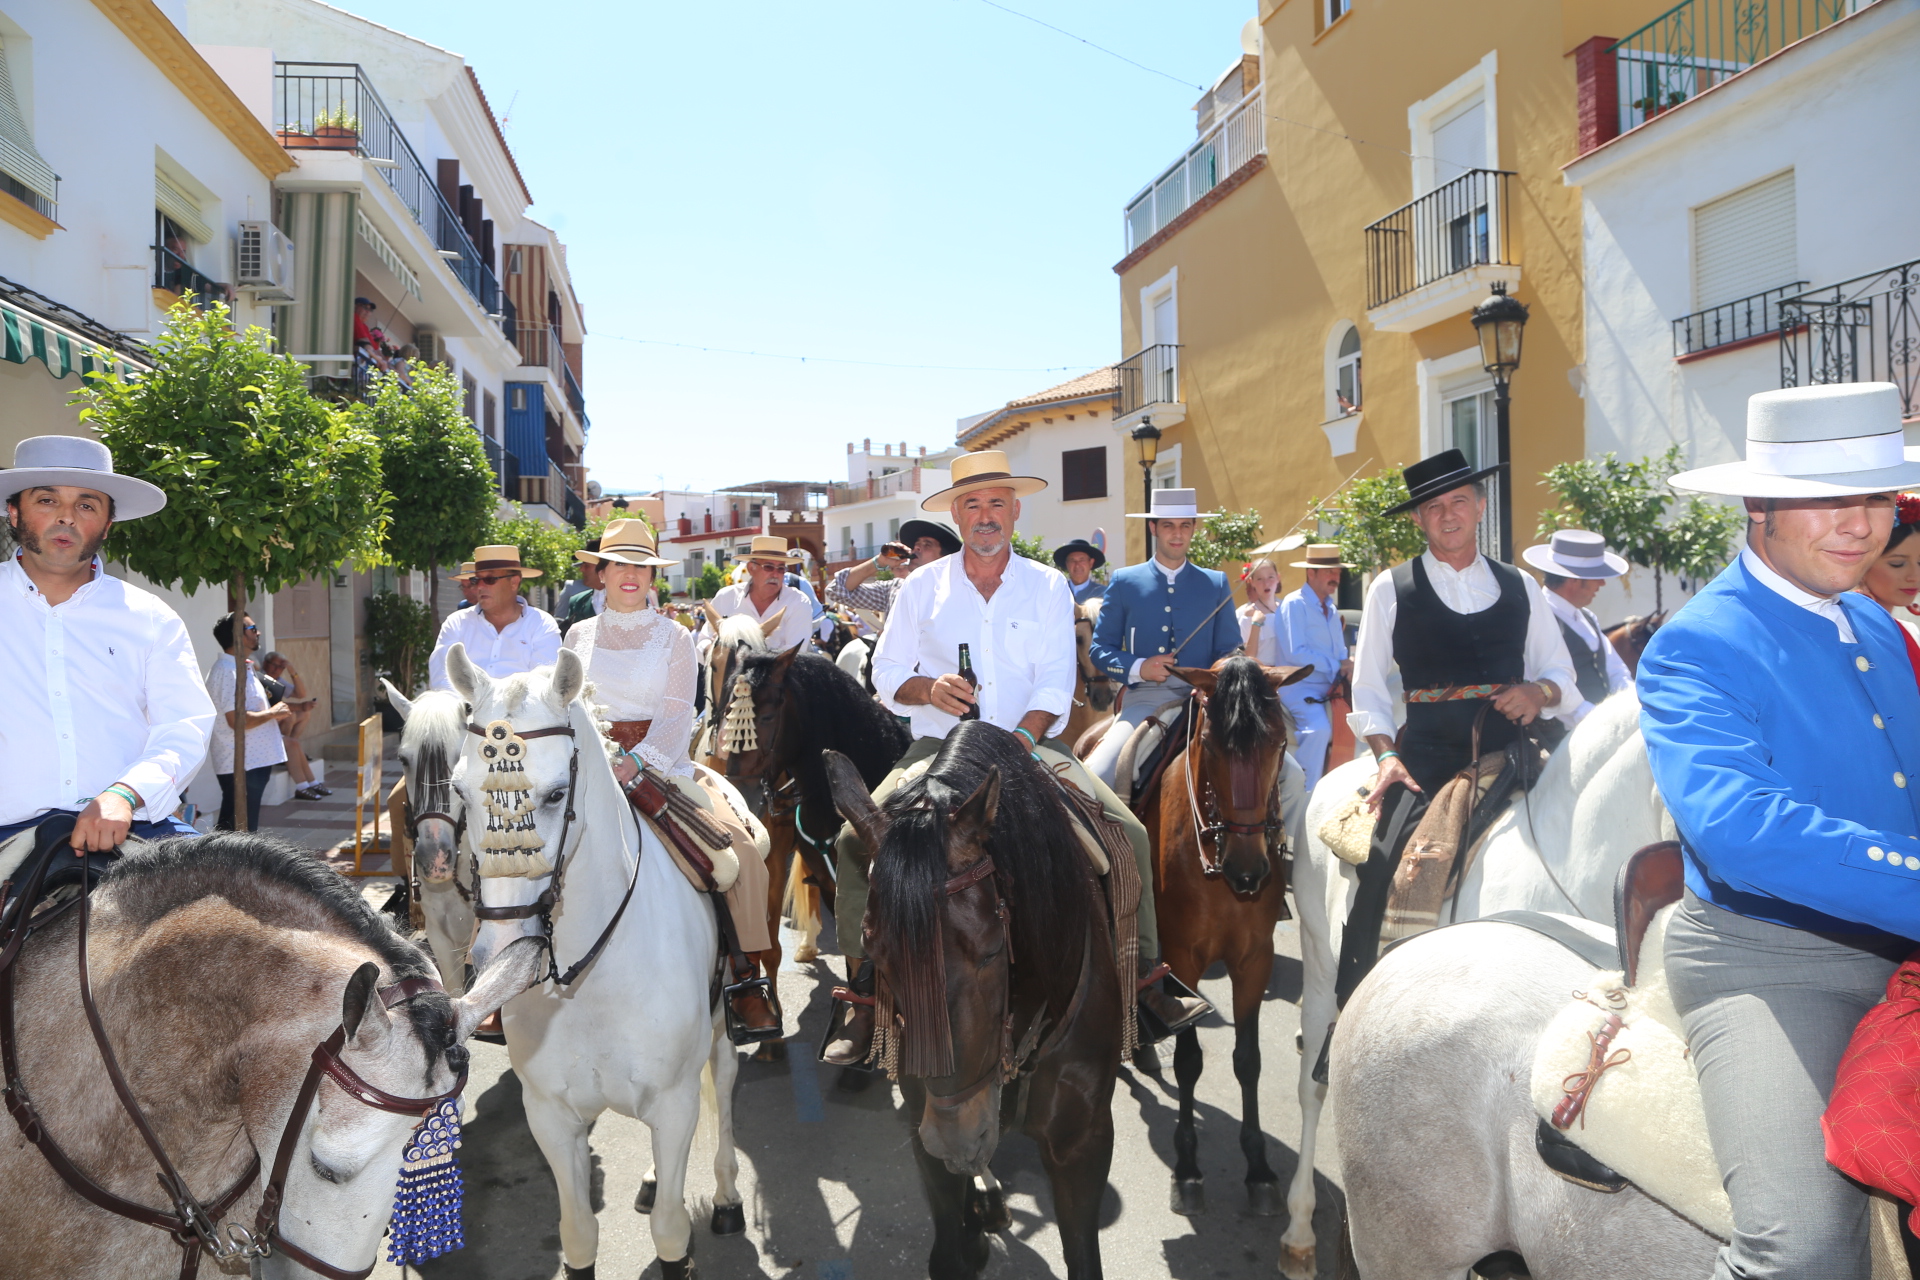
[772,642,804,675]
[447,643,484,704]
[701,601,722,630]
[948,767,1001,863]
[381,676,414,722]
[552,647,587,705]
[824,750,889,850]
[1173,667,1218,696]
[759,606,787,638]
[453,937,545,1042]
[341,961,392,1053]
[1266,663,1314,689]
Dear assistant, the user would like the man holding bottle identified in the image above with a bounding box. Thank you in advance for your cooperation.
[821,450,1209,1066]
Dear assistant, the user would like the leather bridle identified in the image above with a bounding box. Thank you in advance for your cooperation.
[0,853,465,1280]
[1182,693,1286,882]
[403,732,471,902]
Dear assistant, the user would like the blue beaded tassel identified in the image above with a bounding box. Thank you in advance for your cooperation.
[386,1097,465,1265]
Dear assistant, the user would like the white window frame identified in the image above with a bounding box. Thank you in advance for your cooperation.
[1150,442,1183,492]
[1407,51,1499,197]
[1325,322,1363,422]
[1325,0,1352,27]
[1139,268,1178,348]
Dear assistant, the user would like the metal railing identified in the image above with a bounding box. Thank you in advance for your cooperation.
[0,169,55,223]
[562,360,587,429]
[481,434,506,495]
[827,469,926,507]
[1117,343,1181,417]
[1365,169,1515,310]
[152,244,227,304]
[515,322,564,375]
[1779,259,1920,419]
[1609,0,1855,135]
[518,460,585,526]
[274,62,505,324]
[1672,280,1807,355]
[1124,89,1266,253]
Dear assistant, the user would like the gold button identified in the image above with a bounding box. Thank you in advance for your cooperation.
[1870,847,1886,861]
[1876,715,1886,729]
[1858,656,1872,671]
[1899,773,1909,789]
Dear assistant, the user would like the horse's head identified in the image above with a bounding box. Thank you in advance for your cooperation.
[1173,656,1308,898]
[719,643,805,782]
[707,611,776,745]
[385,678,468,884]
[1605,611,1667,676]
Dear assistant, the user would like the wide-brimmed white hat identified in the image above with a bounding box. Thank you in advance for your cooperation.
[576,518,678,568]
[1126,488,1218,520]
[1521,529,1628,579]
[1669,383,1920,498]
[738,533,802,565]
[921,449,1048,512]
[2,435,166,519]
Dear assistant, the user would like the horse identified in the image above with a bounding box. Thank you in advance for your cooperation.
[1063,600,1116,750]
[450,645,743,1280]
[696,607,780,763]
[1141,656,1307,1218]
[384,679,476,997]
[1280,690,1669,1277]
[0,829,538,1279]
[1605,611,1667,675]
[824,721,1122,1280]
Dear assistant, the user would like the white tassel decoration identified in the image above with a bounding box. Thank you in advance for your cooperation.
[720,672,759,755]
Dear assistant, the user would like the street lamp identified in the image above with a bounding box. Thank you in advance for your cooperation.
[1131,418,1161,561]
[1471,281,1530,562]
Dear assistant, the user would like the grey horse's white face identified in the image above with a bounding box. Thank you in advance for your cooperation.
[388,681,469,884]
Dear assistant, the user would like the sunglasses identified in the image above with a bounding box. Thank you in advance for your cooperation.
[747,561,786,572]
[474,573,521,586]
[243,624,259,634]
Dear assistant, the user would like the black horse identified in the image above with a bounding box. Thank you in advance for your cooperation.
[826,722,1121,1280]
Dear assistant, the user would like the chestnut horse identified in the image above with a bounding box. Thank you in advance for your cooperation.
[1605,610,1667,675]
[824,723,1121,1280]
[1143,655,1308,1217]
[1064,600,1116,750]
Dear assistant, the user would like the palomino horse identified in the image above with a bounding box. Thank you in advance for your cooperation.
[1605,610,1667,675]
[1280,691,1669,1277]
[385,679,476,997]
[825,723,1122,1280]
[0,829,538,1279]
[1063,599,1116,750]
[453,645,743,1279]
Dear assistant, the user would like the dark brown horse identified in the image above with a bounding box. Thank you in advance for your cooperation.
[1144,655,1305,1217]
[1063,600,1116,750]
[1605,610,1667,675]
[826,723,1121,1280]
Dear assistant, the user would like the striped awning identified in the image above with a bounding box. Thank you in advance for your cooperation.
[0,297,148,379]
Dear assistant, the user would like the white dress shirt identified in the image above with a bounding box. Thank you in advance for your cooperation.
[872,551,1076,741]
[1543,588,1634,725]
[206,653,289,775]
[1740,546,1857,642]
[711,582,815,653]
[428,599,562,690]
[0,555,214,825]
[1346,552,1580,741]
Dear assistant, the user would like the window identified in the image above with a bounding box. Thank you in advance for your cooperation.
[887,517,900,541]
[1693,170,1796,311]
[507,248,523,275]
[1330,325,1362,417]
[1151,442,1183,492]
[863,522,874,553]
[0,31,54,219]
[1444,388,1500,552]
[1062,446,1108,501]
[464,373,479,423]
[483,390,498,440]
[1326,0,1351,24]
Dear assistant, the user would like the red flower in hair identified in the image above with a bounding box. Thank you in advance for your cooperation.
[1899,493,1920,527]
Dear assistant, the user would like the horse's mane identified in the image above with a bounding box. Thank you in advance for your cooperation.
[743,651,909,801]
[1211,654,1288,752]
[714,612,771,656]
[400,687,467,757]
[866,722,1092,1074]
[104,834,459,1075]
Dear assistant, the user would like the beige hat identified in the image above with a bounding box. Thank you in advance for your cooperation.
[740,533,801,565]
[452,560,477,581]
[470,544,542,579]
[1289,543,1354,569]
[577,517,678,568]
[921,449,1048,512]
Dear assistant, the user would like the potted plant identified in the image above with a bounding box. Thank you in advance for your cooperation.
[276,124,317,148]
[311,106,361,150]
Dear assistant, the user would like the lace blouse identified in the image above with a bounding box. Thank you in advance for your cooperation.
[563,608,698,777]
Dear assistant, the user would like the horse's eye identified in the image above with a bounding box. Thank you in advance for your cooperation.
[310,1152,342,1183]
[545,788,567,806]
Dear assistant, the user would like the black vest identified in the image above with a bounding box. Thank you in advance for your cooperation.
[1557,613,1612,708]
[1390,555,1529,791]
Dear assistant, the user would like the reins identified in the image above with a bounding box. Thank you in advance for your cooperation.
[1180,693,1286,881]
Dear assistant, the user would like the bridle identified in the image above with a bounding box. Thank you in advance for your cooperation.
[1181,693,1285,882]
[402,733,472,902]
[0,852,464,1280]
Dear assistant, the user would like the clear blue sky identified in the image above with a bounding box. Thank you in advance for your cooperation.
[337,0,1255,493]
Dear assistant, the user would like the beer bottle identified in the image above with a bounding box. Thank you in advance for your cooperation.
[957,643,981,721]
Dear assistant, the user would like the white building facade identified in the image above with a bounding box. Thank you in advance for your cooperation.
[958,368,1126,567]
[823,440,957,570]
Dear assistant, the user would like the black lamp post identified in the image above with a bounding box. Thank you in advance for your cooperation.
[1470,281,1529,562]
[1131,418,1161,561]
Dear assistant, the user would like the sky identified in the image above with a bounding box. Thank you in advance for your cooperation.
[330,0,1257,494]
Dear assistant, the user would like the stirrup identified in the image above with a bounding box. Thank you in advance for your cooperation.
[816,982,876,1064]
[723,974,782,1046]
[1135,962,1209,1045]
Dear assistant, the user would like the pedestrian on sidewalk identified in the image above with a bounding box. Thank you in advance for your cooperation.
[260,649,328,799]
[207,611,290,831]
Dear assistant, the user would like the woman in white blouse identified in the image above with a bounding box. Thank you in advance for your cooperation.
[1237,558,1283,665]
[563,520,777,1038]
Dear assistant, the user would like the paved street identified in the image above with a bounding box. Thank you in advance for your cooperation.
[370,911,1348,1280]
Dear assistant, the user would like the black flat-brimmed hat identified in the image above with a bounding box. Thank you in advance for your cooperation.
[1051,538,1106,571]
[1383,449,1506,516]
[897,519,961,556]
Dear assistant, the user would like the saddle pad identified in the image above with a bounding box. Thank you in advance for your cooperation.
[1528,904,1731,1240]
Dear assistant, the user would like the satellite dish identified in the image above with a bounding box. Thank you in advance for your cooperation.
[587,480,604,500]
[1240,17,1261,57]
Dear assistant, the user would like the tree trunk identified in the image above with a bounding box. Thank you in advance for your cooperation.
[429,561,440,633]
[1653,569,1665,614]
[230,571,249,832]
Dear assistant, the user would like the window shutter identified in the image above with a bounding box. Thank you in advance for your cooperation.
[1693,171,1796,310]
[1061,446,1108,502]
[155,172,213,243]
[0,38,54,205]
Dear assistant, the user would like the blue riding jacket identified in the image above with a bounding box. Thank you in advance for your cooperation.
[1089,559,1241,684]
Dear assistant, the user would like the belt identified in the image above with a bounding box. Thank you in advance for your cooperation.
[1404,683,1512,704]
[608,719,654,752]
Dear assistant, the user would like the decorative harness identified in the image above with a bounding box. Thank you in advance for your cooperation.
[402,732,474,903]
[0,851,464,1280]
[1180,692,1286,882]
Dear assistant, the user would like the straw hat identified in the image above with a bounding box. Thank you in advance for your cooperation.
[452,560,477,581]
[920,449,1048,512]
[1668,383,1920,497]
[740,533,801,565]
[576,517,678,568]
[3,435,167,520]
[1126,488,1218,520]
[1521,529,1628,580]
[469,544,542,579]
[1289,543,1354,570]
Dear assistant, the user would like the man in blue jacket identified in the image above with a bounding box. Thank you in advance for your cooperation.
[1087,489,1247,789]
[1639,382,1920,1280]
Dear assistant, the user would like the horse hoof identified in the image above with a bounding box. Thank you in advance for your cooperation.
[658,1255,694,1280]
[1131,1044,1162,1075]
[635,1178,657,1214]
[750,1037,787,1063]
[1278,1241,1316,1280]
[794,944,819,962]
[964,1182,1012,1234]
[1171,1178,1206,1216]
[563,1266,595,1280]
[834,1066,874,1093]
[1245,1179,1283,1217]
[711,1201,745,1235]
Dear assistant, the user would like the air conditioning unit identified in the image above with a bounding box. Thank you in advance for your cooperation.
[236,221,297,302]
[413,329,445,367]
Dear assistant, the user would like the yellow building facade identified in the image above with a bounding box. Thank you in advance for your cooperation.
[1114,0,1672,574]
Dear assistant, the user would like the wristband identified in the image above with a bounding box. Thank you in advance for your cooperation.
[1012,727,1039,749]
[1374,750,1399,764]
[104,783,140,809]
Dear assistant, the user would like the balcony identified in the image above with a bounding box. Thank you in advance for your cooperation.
[1779,259,1919,419]
[274,62,506,326]
[152,244,228,305]
[1123,89,1266,257]
[827,468,928,507]
[515,322,564,376]
[1364,169,1516,332]
[1116,343,1182,428]
[1608,0,1854,138]
[1672,280,1807,357]
[517,460,586,530]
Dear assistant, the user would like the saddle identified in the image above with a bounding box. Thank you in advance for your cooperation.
[1109,693,1193,811]
[0,814,122,929]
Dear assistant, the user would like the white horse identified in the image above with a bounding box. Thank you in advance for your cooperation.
[1281,692,1672,1277]
[384,679,476,997]
[450,645,741,1279]
[835,634,869,686]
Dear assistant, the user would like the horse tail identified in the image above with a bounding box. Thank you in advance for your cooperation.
[782,852,822,962]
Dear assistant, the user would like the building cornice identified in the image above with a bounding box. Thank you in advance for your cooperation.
[89,0,294,180]
[0,192,59,239]
[960,390,1118,449]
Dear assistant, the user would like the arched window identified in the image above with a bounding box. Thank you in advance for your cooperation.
[1327,324,1362,419]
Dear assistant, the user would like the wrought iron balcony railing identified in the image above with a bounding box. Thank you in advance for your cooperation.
[562,360,587,430]
[152,244,228,304]
[518,459,585,527]
[0,168,55,223]
[1117,343,1181,418]
[1123,90,1266,253]
[1365,169,1515,310]
[274,62,506,325]
[1609,0,1854,136]
[1672,280,1807,356]
[515,322,564,375]
[827,469,927,507]
[481,434,506,495]
[1779,259,1920,419]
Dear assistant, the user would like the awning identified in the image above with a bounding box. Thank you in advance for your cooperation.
[0,297,148,379]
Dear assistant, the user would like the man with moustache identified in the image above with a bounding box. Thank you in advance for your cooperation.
[0,437,214,852]
[820,450,1208,1066]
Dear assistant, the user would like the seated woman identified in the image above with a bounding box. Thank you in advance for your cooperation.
[562,519,779,1040]
[1856,494,1920,671]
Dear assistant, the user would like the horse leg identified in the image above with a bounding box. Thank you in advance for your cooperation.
[1034,1085,1116,1280]
[644,1094,701,1278]
[752,835,791,1063]
[520,1088,601,1273]
[1282,820,1345,1279]
[966,1169,1012,1234]
[1231,966,1281,1216]
[902,1082,987,1280]
[1171,1026,1205,1215]
[708,1012,747,1234]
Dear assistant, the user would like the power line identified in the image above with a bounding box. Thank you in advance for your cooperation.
[595,332,1103,374]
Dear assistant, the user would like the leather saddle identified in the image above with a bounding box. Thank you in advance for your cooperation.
[0,814,123,935]
[1106,694,1193,812]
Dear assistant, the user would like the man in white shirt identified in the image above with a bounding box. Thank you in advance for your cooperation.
[205,610,289,831]
[821,450,1207,1066]
[1521,529,1634,726]
[428,544,562,691]
[0,436,213,851]
[709,535,816,654]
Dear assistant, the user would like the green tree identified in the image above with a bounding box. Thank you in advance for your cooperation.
[1312,470,1427,574]
[691,562,726,599]
[1188,508,1264,569]
[80,299,387,827]
[364,590,436,694]
[486,502,584,591]
[1537,446,1744,610]
[1011,531,1050,564]
[351,365,496,624]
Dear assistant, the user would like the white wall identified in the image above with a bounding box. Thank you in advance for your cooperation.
[994,415,1127,567]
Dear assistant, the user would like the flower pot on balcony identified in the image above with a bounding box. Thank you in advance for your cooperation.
[311,126,360,151]
[1322,413,1362,458]
[276,128,320,148]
